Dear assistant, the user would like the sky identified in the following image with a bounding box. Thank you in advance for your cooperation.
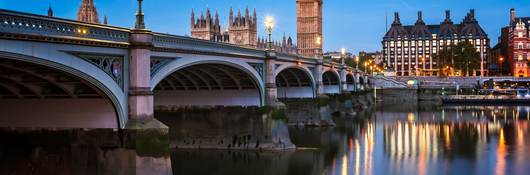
[1,0,530,54]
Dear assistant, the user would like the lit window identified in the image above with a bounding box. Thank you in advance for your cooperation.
[519,32,524,38]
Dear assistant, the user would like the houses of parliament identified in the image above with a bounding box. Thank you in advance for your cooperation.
[190,0,323,57]
[47,0,324,57]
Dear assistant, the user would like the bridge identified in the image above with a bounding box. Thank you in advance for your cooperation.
[0,8,370,129]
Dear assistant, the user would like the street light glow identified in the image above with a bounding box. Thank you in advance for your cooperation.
[265,16,274,33]
[341,48,346,55]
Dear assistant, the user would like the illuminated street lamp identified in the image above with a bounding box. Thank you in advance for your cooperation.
[499,56,504,76]
[265,16,274,50]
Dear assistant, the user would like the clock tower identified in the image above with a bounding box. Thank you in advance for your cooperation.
[297,0,323,57]
[228,7,257,47]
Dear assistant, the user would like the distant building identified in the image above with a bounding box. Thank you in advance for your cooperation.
[359,51,383,65]
[190,7,296,54]
[297,0,323,57]
[504,8,530,77]
[77,0,100,23]
[382,10,489,76]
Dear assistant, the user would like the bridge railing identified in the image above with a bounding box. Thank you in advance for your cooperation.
[152,33,267,59]
[0,9,130,44]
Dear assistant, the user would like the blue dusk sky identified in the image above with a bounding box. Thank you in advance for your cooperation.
[1,0,530,54]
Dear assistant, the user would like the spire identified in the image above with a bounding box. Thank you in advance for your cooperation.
[253,8,257,28]
[77,0,100,23]
[415,11,425,25]
[47,5,53,17]
[104,15,108,25]
[229,7,234,26]
[510,8,516,26]
[191,9,195,28]
[282,33,287,48]
[206,8,211,26]
[215,10,220,28]
[392,12,401,26]
[134,0,146,29]
[245,6,250,18]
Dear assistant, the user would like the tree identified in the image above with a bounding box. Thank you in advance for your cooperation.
[454,41,480,76]
[433,46,454,77]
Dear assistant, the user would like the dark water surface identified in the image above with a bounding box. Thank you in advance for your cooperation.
[172,105,530,175]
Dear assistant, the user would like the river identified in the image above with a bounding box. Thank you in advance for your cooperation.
[2,104,530,175]
[172,104,530,175]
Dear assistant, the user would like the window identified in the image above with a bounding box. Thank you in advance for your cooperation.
[412,41,416,47]
[518,42,524,49]
[519,32,524,38]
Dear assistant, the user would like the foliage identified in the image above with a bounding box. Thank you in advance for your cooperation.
[454,41,480,76]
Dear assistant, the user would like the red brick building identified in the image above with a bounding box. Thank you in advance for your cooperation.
[505,9,530,77]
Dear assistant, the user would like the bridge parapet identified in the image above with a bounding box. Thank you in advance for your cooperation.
[0,9,130,46]
[152,33,266,59]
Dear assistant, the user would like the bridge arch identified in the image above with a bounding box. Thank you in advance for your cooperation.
[275,66,316,98]
[346,73,355,91]
[322,70,341,94]
[0,51,126,129]
[151,58,265,107]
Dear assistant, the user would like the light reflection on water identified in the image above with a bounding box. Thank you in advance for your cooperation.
[173,105,530,175]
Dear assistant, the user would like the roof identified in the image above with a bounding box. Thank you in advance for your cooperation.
[384,10,488,40]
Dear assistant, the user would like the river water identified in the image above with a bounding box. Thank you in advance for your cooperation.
[2,104,530,175]
[172,104,530,175]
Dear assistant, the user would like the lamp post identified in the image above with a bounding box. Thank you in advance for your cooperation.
[421,57,426,76]
[355,56,360,71]
[340,48,346,65]
[499,56,504,76]
[265,16,274,51]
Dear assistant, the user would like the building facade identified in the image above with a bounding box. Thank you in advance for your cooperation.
[77,0,100,23]
[190,7,297,54]
[296,0,323,57]
[382,10,489,76]
[507,9,530,77]
[191,7,257,47]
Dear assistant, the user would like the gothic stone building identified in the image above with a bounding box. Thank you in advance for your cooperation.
[191,7,257,47]
[190,7,297,54]
[296,0,323,57]
[382,10,489,76]
[76,0,107,24]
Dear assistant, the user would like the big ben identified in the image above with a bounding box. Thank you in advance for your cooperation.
[297,0,323,58]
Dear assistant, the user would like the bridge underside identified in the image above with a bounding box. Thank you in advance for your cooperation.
[276,68,314,98]
[0,58,117,128]
[154,63,261,107]
[323,71,340,94]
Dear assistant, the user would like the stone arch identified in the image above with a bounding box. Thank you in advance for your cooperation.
[0,51,125,129]
[322,70,341,94]
[152,58,265,107]
[275,66,315,98]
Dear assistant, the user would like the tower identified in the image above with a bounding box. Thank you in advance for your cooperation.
[296,0,323,57]
[228,7,257,47]
[77,0,100,23]
[190,8,223,41]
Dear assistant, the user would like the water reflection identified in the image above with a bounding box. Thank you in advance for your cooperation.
[172,105,530,175]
